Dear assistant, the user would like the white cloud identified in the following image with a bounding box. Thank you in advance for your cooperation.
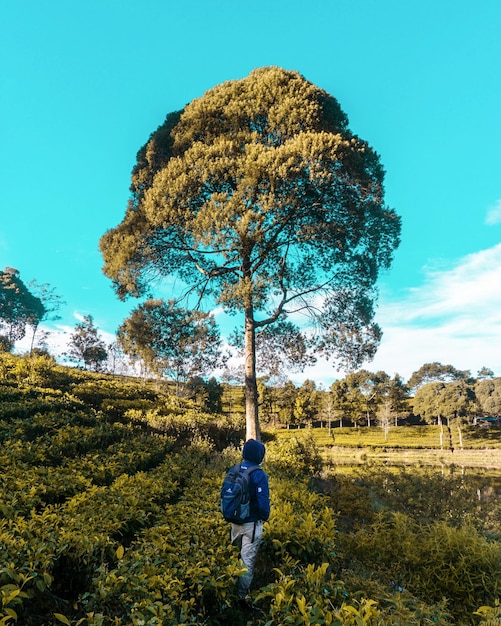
[221,245,501,386]
[486,199,501,225]
[15,320,116,361]
[365,244,501,381]
[72,311,87,323]
[382,244,501,322]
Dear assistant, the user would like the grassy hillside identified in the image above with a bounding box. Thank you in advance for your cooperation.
[275,423,501,450]
[271,424,501,472]
[1,354,500,625]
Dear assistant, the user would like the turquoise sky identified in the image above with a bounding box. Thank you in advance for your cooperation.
[2,0,501,383]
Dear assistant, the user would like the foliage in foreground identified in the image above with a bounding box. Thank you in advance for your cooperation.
[0,369,500,625]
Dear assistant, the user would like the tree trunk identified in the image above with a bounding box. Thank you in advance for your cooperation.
[29,324,38,356]
[244,302,260,441]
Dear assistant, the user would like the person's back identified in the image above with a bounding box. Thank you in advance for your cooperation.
[228,439,270,603]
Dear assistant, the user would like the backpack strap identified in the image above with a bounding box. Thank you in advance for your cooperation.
[242,465,261,536]
[241,464,260,500]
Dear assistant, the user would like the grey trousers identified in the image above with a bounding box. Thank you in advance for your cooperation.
[231,520,263,598]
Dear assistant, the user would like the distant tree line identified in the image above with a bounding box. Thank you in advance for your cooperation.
[250,363,500,433]
[2,266,500,427]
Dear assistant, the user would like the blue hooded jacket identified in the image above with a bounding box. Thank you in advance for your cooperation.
[239,439,270,522]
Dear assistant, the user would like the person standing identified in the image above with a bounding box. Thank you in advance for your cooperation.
[230,438,270,603]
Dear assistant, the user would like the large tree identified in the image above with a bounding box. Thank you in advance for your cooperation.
[100,67,401,440]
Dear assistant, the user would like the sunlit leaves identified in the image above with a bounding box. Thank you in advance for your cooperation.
[117,299,223,384]
[413,380,477,425]
[0,268,45,349]
[101,68,400,353]
[100,66,402,439]
[66,314,108,371]
[475,377,501,414]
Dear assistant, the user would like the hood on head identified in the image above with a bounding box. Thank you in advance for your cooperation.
[242,438,266,464]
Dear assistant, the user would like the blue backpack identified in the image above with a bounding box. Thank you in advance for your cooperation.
[220,463,259,523]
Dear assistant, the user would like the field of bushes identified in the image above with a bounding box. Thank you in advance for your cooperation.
[1,354,500,625]
[277,423,501,471]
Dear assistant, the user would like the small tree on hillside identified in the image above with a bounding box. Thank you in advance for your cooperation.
[339,371,373,426]
[257,377,275,425]
[27,281,65,354]
[106,341,130,375]
[329,379,352,428]
[293,379,319,427]
[476,366,494,381]
[413,380,476,449]
[346,369,380,426]
[0,268,45,351]
[185,376,223,413]
[438,380,476,425]
[117,299,223,394]
[275,380,298,428]
[67,314,108,371]
[100,66,401,440]
[375,373,410,438]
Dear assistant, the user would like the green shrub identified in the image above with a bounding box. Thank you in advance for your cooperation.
[474,600,501,625]
[263,478,337,567]
[265,434,323,476]
[256,562,348,625]
[312,473,376,530]
[1,360,499,625]
[128,407,244,450]
[70,379,157,411]
[347,512,501,622]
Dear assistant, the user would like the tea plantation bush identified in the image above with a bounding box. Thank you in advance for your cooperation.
[0,359,500,625]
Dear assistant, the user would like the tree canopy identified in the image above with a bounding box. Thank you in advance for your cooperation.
[408,362,471,391]
[412,380,477,425]
[475,377,501,415]
[67,314,108,371]
[0,267,45,351]
[100,67,401,439]
[117,299,222,388]
[230,319,316,382]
